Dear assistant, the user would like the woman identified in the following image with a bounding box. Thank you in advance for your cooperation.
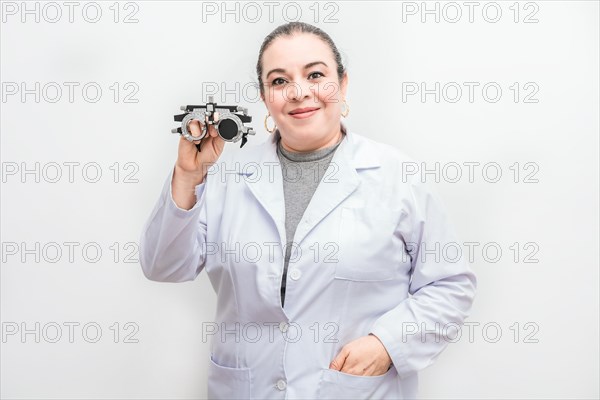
[140,22,476,399]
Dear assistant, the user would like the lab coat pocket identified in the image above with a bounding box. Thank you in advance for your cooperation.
[207,354,252,399]
[318,365,396,399]
[335,206,399,282]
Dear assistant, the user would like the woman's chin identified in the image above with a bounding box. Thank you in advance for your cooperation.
[280,128,322,142]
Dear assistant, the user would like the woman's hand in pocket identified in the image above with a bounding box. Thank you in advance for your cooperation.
[329,334,393,376]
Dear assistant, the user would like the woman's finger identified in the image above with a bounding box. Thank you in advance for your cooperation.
[188,119,203,139]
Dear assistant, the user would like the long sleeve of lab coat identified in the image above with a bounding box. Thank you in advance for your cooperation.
[369,174,477,379]
[139,166,208,282]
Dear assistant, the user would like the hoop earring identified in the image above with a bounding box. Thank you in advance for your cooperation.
[264,113,277,134]
[341,100,350,118]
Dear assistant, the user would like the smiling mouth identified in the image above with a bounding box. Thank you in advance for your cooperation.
[288,108,320,120]
[289,108,320,115]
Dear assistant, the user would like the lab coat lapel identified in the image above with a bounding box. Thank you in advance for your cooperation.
[291,132,360,247]
[242,137,288,251]
[242,126,380,251]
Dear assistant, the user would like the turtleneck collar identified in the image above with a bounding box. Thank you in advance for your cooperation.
[277,132,344,162]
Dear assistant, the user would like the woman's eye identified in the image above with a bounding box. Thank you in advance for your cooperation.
[271,72,322,86]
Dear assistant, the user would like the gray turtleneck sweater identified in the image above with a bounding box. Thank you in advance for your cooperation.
[276,135,344,308]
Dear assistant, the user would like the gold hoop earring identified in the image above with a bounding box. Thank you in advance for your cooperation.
[264,113,277,134]
[341,100,350,118]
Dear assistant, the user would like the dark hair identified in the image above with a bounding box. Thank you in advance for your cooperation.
[256,22,346,99]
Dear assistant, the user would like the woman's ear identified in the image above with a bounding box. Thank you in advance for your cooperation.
[260,90,268,107]
[340,73,349,99]
[260,94,267,111]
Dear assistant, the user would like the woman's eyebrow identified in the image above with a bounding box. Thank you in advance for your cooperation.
[266,61,328,80]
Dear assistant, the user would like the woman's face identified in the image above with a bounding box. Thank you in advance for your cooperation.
[260,33,348,151]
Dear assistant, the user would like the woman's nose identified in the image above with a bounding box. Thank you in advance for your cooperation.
[287,80,313,102]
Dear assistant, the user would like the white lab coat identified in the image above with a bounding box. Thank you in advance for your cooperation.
[140,124,477,399]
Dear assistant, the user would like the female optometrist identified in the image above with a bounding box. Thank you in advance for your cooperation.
[140,22,477,400]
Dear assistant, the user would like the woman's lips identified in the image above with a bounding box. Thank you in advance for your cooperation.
[289,108,320,119]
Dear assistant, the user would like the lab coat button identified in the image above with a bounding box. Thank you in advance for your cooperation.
[290,269,301,280]
[279,321,289,332]
[276,379,287,390]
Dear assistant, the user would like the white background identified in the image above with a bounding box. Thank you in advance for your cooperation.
[1,1,598,399]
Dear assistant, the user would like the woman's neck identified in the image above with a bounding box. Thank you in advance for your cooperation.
[278,125,346,153]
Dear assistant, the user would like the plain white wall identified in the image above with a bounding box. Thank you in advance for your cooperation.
[1,1,598,398]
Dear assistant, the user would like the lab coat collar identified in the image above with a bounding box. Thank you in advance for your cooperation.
[268,121,381,170]
[240,121,381,250]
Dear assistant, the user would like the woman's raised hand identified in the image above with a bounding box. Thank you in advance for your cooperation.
[172,120,225,210]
